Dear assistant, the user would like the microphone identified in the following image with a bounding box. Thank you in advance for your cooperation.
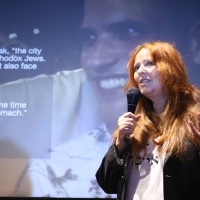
[125,87,141,142]
[127,87,141,114]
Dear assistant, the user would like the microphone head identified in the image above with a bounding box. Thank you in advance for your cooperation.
[127,87,141,113]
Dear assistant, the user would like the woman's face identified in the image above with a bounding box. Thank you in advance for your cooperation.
[133,48,164,102]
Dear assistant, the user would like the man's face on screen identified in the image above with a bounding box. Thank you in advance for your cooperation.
[80,0,157,131]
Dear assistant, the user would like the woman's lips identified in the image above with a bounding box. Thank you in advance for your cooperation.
[139,79,150,86]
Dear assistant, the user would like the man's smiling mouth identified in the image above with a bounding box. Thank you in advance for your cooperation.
[100,77,127,89]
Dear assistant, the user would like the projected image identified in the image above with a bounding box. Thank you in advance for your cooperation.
[0,0,199,198]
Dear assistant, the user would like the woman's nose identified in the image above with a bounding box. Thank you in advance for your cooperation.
[137,64,146,74]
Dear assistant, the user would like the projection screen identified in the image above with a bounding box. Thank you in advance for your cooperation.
[0,0,200,198]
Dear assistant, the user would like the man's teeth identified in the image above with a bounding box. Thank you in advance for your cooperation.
[100,78,126,89]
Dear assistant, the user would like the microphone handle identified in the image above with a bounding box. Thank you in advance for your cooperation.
[124,104,136,142]
[124,134,130,146]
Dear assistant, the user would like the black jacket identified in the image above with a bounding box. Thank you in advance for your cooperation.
[96,144,200,200]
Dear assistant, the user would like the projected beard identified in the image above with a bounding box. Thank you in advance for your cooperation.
[80,0,161,132]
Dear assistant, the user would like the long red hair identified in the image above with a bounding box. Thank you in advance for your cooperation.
[115,41,200,159]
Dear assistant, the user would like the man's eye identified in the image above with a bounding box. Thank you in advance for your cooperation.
[114,27,140,40]
[79,29,97,47]
[109,21,150,41]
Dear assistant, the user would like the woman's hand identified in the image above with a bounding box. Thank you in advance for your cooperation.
[115,112,141,154]
[188,113,200,145]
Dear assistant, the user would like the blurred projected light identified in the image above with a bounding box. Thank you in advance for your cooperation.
[9,33,17,39]
[33,28,40,34]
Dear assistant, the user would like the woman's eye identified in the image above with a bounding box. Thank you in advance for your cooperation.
[134,65,140,71]
[145,61,154,67]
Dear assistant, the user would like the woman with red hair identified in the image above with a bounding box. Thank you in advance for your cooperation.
[96,41,200,200]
